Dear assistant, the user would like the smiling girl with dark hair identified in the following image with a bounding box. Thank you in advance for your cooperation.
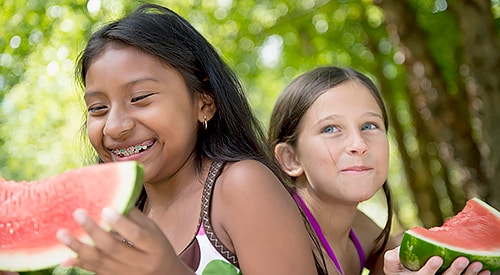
[55,4,321,274]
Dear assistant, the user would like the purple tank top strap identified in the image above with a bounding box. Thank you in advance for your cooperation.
[293,193,365,275]
[349,228,365,270]
[293,193,345,275]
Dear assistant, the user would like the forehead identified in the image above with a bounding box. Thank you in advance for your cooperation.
[304,80,382,120]
[84,44,173,88]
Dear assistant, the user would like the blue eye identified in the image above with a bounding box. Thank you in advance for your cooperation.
[322,125,339,133]
[361,123,377,131]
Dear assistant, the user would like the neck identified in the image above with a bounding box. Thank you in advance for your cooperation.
[295,189,358,245]
[143,159,205,216]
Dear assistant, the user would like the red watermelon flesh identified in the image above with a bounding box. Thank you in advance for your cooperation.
[0,161,144,271]
[411,198,500,250]
[399,198,500,272]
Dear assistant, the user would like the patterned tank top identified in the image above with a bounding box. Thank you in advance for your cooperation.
[178,160,241,275]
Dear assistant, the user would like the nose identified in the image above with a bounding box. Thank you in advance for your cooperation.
[102,107,134,139]
[346,130,368,155]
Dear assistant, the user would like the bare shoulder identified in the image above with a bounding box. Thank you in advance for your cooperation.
[220,159,274,179]
[211,159,296,223]
[217,159,286,195]
[213,158,303,237]
[210,159,317,273]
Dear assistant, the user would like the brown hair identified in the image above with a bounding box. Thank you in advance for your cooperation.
[268,66,392,264]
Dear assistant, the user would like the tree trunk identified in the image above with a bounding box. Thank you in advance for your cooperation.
[374,0,493,224]
[451,0,500,210]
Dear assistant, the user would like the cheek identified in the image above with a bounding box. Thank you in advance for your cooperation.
[298,138,343,175]
[377,141,390,181]
[304,146,342,177]
[86,119,103,149]
[317,141,342,165]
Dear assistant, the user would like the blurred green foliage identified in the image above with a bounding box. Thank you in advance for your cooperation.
[0,0,394,180]
[1,0,500,273]
[0,0,397,177]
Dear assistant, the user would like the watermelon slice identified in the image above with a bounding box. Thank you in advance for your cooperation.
[0,161,144,272]
[399,197,500,273]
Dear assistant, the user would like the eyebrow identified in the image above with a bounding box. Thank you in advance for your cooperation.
[126,76,160,87]
[312,114,340,128]
[312,111,384,126]
[84,77,160,101]
[365,111,384,120]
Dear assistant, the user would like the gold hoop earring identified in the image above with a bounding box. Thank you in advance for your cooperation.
[203,115,208,130]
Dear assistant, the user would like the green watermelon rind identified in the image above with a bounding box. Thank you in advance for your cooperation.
[400,230,500,273]
[399,198,500,273]
[0,161,144,272]
[101,161,144,229]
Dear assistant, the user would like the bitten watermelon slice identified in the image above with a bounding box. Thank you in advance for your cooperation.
[399,197,500,273]
[0,161,144,272]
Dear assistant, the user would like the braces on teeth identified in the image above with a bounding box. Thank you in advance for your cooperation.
[112,145,149,157]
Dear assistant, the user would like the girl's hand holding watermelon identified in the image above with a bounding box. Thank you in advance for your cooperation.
[384,197,500,275]
[383,246,491,275]
[57,207,193,274]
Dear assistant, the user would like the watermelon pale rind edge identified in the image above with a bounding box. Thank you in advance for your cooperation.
[104,161,144,224]
[399,198,500,273]
[0,161,144,272]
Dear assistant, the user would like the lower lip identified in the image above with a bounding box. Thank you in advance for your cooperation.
[341,169,371,174]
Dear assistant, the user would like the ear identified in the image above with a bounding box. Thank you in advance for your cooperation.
[197,93,216,122]
[274,142,303,177]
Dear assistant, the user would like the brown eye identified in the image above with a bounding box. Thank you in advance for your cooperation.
[88,105,107,114]
[131,93,153,103]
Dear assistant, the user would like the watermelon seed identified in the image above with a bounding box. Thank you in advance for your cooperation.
[32,218,39,230]
[5,222,13,234]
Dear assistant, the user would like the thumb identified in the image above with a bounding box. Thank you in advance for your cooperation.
[383,246,404,274]
[385,246,400,261]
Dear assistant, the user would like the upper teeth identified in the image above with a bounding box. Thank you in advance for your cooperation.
[112,144,150,157]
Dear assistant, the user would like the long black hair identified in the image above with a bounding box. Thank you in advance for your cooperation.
[77,4,274,170]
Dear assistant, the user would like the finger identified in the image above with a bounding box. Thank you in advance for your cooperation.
[56,228,85,258]
[441,256,468,275]
[56,228,104,268]
[462,261,487,275]
[478,269,491,275]
[102,207,164,252]
[57,227,131,274]
[73,209,140,262]
[60,257,79,268]
[418,256,444,274]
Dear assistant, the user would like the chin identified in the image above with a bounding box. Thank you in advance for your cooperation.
[355,192,377,203]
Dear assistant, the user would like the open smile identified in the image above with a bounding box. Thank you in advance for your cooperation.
[111,140,155,157]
